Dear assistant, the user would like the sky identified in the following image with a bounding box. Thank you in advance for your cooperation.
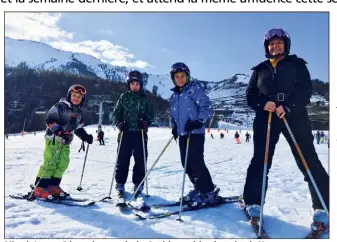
[5,12,329,82]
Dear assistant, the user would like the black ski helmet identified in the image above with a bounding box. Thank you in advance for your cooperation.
[264,28,291,59]
[170,62,191,84]
[126,70,143,89]
[66,84,87,106]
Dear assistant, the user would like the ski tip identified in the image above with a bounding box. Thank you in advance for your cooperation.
[100,197,112,202]
[116,203,127,208]
[134,213,147,220]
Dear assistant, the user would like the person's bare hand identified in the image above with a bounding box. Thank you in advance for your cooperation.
[264,101,276,112]
[276,105,286,119]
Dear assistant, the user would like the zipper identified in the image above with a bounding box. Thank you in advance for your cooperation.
[177,93,180,135]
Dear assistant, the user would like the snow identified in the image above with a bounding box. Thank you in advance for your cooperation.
[310,95,328,103]
[5,126,329,238]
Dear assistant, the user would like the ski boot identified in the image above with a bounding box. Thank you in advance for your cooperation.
[48,185,69,198]
[116,183,126,207]
[116,183,125,197]
[188,187,220,207]
[311,209,329,232]
[181,188,200,204]
[48,177,69,198]
[33,187,54,200]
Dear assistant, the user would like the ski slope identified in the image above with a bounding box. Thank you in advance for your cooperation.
[5,126,329,239]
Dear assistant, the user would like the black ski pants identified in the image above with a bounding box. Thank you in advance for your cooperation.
[115,131,147,185]
[243,110,329,211]
[99,135,105,145]
[179,134,214,193]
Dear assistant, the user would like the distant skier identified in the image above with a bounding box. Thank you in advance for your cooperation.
[33,84,93,199]
[324,134,328,144]
[242,28,329,227]
[210,133,214,139]
[316,131,321,144]
[234,131,241,144]
[113,70,154,198]
[5,134,8,139]
[96,125,105,145]
[170,62,219,206]
[245,132,250,142]
[34,132,36,136]
[220,133,224,139]
[320,131,325,144]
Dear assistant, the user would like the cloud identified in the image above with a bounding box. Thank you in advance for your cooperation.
[5,13,151,69]
[161,48,168,52]
[50,40,152,69]
[5,13,73,41]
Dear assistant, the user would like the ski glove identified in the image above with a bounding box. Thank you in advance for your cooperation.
[138,119,148,132]
[49,123,63,134]
[117,121,128,132]
[83,134,93,144]
[172,127,178,141]
[56,130,73,143]
[185,120,204,132]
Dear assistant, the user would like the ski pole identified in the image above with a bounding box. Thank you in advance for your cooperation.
[282,116,329,216]
[259,111,272,238]
[128,136,174,204]
[77,143,90,191]
[29,144,63,200]
[141,129,149,197]
[177,133,191,222]
[103,131,124,201]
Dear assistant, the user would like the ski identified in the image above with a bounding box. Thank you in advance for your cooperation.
[149,195,241,209]
[9,193,95,207]
[238,199,270,239]
[134,195,240,220]
[305,222,329,239]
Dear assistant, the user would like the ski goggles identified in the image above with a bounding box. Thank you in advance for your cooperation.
[71,85,86,95]
[129,76,141,82]
[264,28,290,41]
[171,63,189,74]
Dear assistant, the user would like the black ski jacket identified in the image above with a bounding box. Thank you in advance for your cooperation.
[246,55,312,115]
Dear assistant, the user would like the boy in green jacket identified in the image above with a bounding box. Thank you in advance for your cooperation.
[113,70,154,197]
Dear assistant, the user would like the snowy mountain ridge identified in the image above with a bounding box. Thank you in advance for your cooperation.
[5,37,328,128]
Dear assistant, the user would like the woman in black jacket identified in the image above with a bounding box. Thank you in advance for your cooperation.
[243,28,329,227]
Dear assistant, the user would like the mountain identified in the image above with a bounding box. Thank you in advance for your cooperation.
[5,37,329,129]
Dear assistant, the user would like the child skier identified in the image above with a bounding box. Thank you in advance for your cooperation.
[170,62,219,206]
[113,70,154,197]
[235,131,241,144]
[33,84,93,199]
